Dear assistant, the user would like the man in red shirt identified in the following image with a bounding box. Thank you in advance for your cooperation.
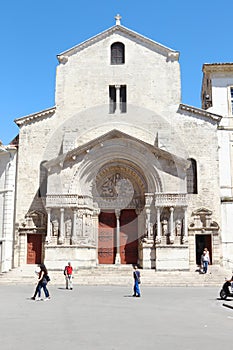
[64,262,73,290]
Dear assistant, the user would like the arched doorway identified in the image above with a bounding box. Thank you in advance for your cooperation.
[95,163,146,265]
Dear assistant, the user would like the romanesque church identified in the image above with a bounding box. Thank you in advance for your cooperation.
[0,15,232,272]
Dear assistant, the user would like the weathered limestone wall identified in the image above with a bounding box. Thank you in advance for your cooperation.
[0,148,17,272]
[55,32,181,115]
[174,111,220,222]
[209,73,233,117]
[206,73,233,198]
[45,246,97,269]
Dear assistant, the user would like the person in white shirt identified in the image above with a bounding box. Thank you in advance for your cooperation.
[201,249,210,274]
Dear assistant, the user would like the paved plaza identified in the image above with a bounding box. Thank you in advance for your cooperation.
[0,284,233,350]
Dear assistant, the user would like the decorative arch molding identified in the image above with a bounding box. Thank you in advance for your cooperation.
[93,162,147,210]
[68,138,163,196]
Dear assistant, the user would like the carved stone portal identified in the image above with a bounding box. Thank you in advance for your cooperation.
[93,164,146,211]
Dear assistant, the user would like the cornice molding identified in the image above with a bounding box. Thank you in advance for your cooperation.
[179,104,222,122]
[14,107,56,126]
[221,197,233,203]
[218,126,233,131]
[0,145,17,153]
[203,63,233,73]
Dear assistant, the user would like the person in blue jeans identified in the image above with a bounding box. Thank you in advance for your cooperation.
[31,263,50,301]
[133,265,141,297]
[201,249,210,274]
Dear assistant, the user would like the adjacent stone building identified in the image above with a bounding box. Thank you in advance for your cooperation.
[202,63,233,269]
[2,16,232,271]
[0,141,17,272]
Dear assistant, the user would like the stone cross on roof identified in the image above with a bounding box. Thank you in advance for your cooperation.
[115,14,122,25]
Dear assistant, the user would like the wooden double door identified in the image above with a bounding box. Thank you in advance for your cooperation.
[98,209,138,264]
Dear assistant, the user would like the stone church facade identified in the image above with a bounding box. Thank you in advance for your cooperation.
[1,16,232,271]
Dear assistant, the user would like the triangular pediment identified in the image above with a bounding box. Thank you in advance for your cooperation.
[57,25,179,62]
[45,129,189,170]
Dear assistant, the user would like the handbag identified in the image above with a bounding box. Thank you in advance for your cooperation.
[45,275,50,282]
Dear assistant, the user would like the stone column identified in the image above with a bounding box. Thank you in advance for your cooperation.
[77,211,83,237]
[115,209,121,264]
[156,207,161,243]
[2,161,13,238]
[115,85,121,114]
[145,193,154,239]
[93,205,100,245]
[93,206,100,265]
[136,208,143,241]
[1,153,16,272]
[46,208,51,243]
[59,208,65,244]
[182,207,188,243]
[145,207,151,239]
[169,207,174,244]
[71,210,77,244]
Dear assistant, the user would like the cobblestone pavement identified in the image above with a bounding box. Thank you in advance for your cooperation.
[0,284,233,350]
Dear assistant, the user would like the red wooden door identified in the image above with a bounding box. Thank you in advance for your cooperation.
[98,212,116,264]
[27,234,42,264]
[120,209,138,264]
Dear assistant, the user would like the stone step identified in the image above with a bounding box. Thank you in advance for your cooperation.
[0,264,232,286]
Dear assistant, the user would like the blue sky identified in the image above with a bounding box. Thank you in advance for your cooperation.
[1,0,233,144]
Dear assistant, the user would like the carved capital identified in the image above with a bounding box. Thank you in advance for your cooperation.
[145,193,154,207]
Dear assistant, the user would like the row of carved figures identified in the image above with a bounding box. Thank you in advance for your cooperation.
[146,218,187,244]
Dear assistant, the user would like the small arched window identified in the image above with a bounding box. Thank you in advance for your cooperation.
[111,42,125,65]
[187,158,197,194]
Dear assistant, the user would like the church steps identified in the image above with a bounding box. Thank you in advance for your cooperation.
[0,265,231,287]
